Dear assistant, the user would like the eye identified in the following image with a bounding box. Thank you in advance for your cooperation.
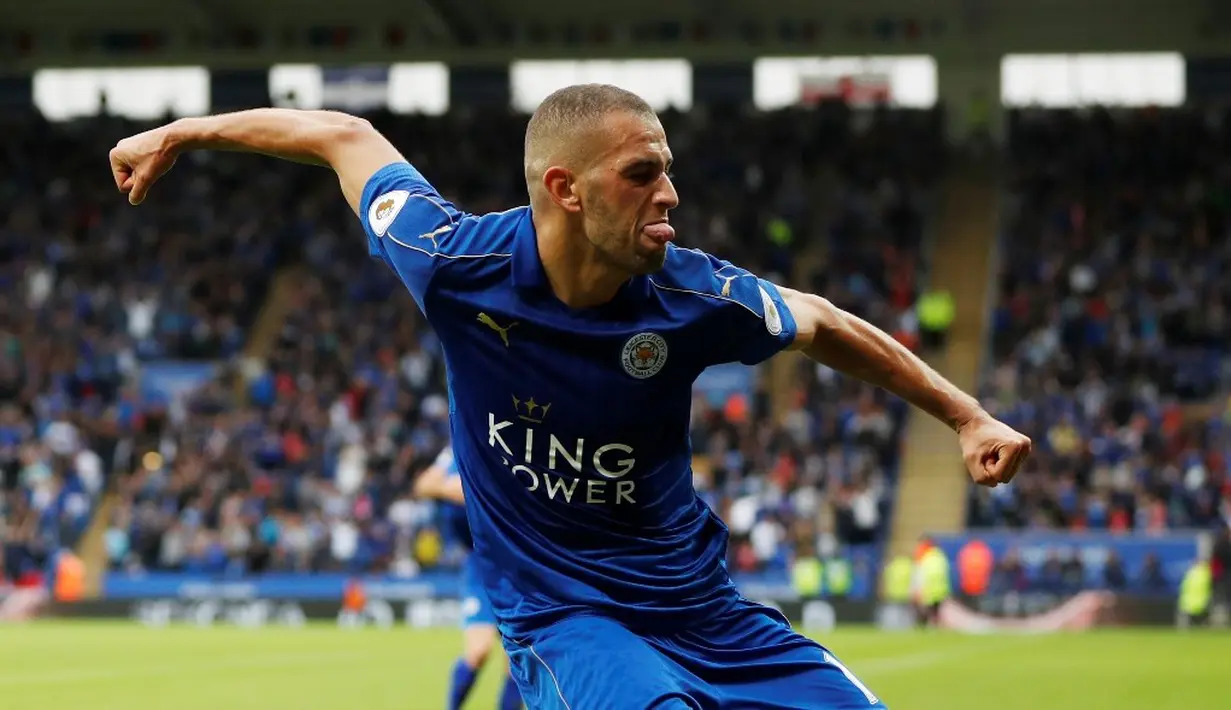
[627,169,658,185]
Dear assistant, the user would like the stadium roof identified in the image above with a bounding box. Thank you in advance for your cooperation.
[2,0,736,32]
[0,0,1215,69]
[1,0,1186,35]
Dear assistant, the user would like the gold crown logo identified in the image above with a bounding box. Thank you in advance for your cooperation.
[511,395,551,424]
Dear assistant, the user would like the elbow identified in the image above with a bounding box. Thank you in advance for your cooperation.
[329,116,376,148]
[317,115,376,160]
[781,286,857,356]
[798,298,880,374]
[795,293,845,348]
[334,115,374,139]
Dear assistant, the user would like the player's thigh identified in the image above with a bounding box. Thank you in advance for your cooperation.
[462,623,499,662]
[460,571,501,664]
[460,558,499,628]
[461,589,498,627]
[503,615,704,710]
[675,600,887,709]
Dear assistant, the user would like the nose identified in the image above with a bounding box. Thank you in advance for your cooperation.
[655,173,679,211]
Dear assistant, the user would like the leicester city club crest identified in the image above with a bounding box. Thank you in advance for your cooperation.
[621,332,668,379]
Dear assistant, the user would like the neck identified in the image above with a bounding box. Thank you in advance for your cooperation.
[535,217,629,310]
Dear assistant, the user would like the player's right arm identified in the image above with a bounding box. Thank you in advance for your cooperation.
[109,109,398,214]
[109,109,461,302]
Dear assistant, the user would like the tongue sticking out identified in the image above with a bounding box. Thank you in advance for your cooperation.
[643,223,675,244]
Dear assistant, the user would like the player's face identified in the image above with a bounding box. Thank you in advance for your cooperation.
[580,113,679,275]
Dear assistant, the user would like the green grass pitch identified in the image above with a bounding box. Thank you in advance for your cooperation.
[1,621,1226,709]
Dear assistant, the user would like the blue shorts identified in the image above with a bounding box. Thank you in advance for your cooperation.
[460,557,498,628]
[501,598,886,709]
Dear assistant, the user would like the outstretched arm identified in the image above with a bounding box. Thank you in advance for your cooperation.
[779,286,1031,487]
[113,109,464,310]
[109,109,403,215]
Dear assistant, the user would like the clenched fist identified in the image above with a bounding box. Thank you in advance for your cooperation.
[958,413,1032,487]
[109,124,181,205]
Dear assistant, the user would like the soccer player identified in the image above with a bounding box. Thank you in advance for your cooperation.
[111,85,1031,708]
[414,445,523,710]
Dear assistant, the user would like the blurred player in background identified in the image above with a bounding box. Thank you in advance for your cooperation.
[110,85,1030,709]
[414,446,523,710]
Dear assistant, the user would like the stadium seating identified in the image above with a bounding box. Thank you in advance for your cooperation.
[717,106,943,580]
[968,107,1231,545]
[0,113,297,584]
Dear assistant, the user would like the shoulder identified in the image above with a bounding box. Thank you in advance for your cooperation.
[365,166,525,263]
[649,245,795,354]
[439,207,525,261]
[648,245,767,316]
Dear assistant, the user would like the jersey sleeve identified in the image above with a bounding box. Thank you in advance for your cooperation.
[698,258,799,367]
[359,162,464,303]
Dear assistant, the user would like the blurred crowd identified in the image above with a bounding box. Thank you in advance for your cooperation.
[970,107,1231,534]
[0,112,294,584]
[687,105,941,576]
[988,547,1174,596]
[1,104,941,583]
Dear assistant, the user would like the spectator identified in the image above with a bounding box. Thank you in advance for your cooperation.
[991,547,1028,594]
[1140,553,1169,592]
[1103,551,1128,590]
[1060,550,1085,593]
[916,288,955,351]
[1213,524,1231,614]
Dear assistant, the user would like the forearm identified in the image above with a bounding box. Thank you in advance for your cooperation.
[800,300,983,432]
[168,109,366,167]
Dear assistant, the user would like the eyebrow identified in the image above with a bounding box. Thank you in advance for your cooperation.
[621,156,674,173]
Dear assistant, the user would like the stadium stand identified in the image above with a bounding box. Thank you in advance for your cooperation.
[716,105,945,587]
[0,113,300,586]
[79,105,945,594]
[968,106,1231,545]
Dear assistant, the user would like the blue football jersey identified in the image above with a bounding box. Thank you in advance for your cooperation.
[360,162,798,637]
[432,446,474,550]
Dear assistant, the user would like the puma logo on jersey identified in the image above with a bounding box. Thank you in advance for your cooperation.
[477,312,517,347]
[420,224,452,251]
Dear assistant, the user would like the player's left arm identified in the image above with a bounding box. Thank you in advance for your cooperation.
[777,286,1031,486]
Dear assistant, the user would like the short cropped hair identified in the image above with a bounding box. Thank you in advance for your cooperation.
[523,84,657,185]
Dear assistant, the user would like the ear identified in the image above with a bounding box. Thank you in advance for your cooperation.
[542,166,582,213]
